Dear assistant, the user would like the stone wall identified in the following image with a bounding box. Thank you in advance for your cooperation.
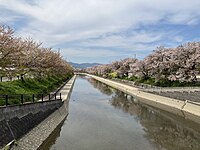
[0,100,63,122]
[0,100,63,149]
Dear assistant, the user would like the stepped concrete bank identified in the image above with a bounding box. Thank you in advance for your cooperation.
[0,75,76,150]
[86,74,200,124]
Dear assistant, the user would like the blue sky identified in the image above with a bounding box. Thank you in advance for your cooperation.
[0,0,200,63]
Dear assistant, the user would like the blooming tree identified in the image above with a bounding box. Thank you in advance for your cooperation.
[0,25,73,79]
[86,42,200,83]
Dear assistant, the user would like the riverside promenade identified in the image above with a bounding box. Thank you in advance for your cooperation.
[111,78,200,103]
[85,74,200,124]
[9,75,76,150]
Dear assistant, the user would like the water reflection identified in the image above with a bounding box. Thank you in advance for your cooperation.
[42,76,200,150]
[87,77,114,96]
[88,78,200,150]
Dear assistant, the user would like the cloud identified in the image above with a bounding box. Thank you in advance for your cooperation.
[0,0,200,63]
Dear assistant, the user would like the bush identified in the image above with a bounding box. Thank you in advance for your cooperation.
[108,72,118,78]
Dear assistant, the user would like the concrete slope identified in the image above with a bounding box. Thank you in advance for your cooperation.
[86,74,200,124]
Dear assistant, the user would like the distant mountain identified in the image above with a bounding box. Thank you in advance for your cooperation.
[69,62,101,69]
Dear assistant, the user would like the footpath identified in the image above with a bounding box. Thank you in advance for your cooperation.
[8,75,76,150]
[86,74,200,124]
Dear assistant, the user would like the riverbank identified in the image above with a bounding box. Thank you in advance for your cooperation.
[110,78,200,103]
[8,75,76,150]
[85,74,200,124]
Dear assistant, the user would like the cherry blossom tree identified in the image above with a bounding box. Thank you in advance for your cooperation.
[0,25,73,80]
[86,42,200,83]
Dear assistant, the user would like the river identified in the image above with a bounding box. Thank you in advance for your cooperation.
[40,75,200,150]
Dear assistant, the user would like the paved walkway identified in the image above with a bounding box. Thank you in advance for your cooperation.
[108,78,200,103]
[111,78,200,92]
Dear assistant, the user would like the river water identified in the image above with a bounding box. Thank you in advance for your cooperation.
[40,76,200,150]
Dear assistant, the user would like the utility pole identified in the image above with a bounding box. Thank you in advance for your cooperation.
[134,53,136,59]
[58,48,60,54]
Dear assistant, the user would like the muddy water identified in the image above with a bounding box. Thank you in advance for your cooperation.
[41,76,200,150]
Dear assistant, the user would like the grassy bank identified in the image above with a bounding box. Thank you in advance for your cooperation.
[0,73,73,105]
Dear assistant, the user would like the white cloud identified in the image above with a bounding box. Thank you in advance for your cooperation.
[0,0,200,62]
[77,31,162,50]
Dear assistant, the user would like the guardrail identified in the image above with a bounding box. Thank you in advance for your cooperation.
[0,93,62,106]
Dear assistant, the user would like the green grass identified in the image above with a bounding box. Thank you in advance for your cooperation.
[0,73,73,105]
[108,72,118,78]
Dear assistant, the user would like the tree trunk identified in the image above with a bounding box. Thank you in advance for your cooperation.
[21,74,24,82]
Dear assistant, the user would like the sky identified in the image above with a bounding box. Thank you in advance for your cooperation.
[0,0,200,63]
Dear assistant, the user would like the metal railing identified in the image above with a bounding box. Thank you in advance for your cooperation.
[0,76,72,106]
[0,93,62,106]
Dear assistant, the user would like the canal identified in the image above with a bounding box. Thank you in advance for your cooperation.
[40,76,200,150]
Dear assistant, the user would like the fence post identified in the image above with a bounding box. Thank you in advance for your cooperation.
[60,93,61,100]
[41,94,43,102]
[21,94,23,104]
[32,94,34,103]
[49,94,51,101]
[0,77,2,82]
[55,93,56,100]
[5,95,8,106]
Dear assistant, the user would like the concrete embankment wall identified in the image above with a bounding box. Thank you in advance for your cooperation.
[0,100,63,122]
[0,75,76,150]
[86,74,200,124]
[0,98,63,149]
